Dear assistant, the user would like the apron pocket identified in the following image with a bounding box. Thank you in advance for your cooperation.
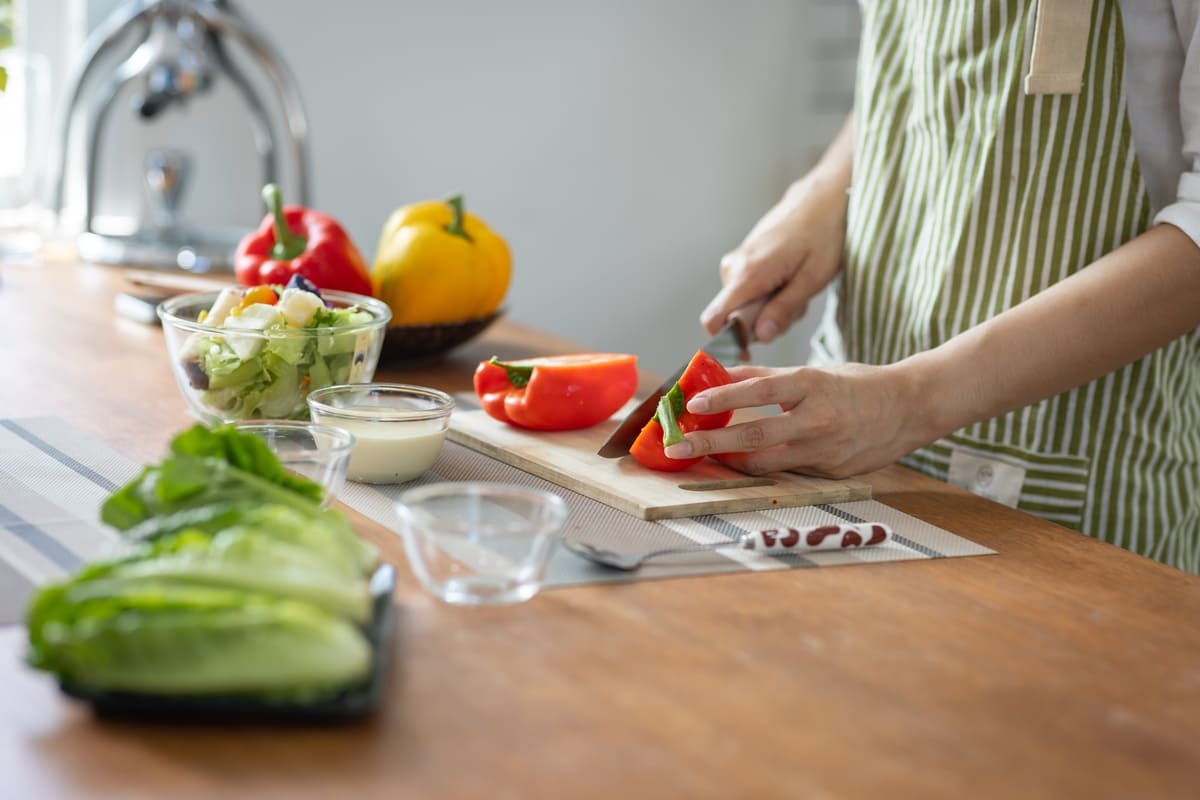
[901,435,1091,531]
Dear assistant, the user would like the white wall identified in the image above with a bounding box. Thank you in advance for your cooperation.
[52,0,858,375]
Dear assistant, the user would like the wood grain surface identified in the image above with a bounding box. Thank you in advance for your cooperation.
[449,407,872,519]
[0,259,1198,800]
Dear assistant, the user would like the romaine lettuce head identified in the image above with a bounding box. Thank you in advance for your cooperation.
[169,423,323,500]
[101,424,378,575]
[26,582,371,698]
[100,455,318,528]
[120,504,376,580]
[82,526,373,622]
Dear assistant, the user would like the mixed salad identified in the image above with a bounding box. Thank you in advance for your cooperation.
[177,276,376,420]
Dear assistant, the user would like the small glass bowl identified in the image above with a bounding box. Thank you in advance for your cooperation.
[394,482,569,605]
[158,288,391,424]
[233,420,355,507]
[307,383,455,485]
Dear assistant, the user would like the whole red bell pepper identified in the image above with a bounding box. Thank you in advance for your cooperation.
[629,349,733,472]
[235,184,374,297]
[475,353,639,431]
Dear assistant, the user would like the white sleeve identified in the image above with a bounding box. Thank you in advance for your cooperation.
[1153,1,1200,246]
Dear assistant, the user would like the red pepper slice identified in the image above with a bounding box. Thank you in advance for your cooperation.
[474,353,639,431]
[629,349,733,472]
[235,184,374,297]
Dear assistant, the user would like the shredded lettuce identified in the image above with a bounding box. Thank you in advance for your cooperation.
[186,302,373,421]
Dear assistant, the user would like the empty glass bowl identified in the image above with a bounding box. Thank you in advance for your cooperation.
[233,420,355,507]
[394,482,569,605]
[307,383,455,484]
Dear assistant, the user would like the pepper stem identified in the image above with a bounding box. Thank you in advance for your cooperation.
[444,195,475,242]
[489,356,534,388]
[262,183,308,260]
[657,384,687,447]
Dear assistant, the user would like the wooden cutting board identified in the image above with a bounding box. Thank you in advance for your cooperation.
[448,408,872,520]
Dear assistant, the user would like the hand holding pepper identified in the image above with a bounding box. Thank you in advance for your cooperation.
[629,350,734,471]
[235,184,374,297]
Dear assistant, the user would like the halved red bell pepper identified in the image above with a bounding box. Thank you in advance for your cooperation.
[629,349,733,472]
[474,353,639,431]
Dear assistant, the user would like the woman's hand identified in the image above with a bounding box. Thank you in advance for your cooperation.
[661,362,932,478]
[701,116,854,343]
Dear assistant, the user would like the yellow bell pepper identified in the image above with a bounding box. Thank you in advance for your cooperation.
[371,195,512,326]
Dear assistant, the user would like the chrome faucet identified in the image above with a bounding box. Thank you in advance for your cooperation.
[49,0,310,271]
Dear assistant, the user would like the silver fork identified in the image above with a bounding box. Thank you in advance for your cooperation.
[562,523,892,571]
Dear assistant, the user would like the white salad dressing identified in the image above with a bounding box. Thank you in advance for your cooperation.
[330,416,448,484]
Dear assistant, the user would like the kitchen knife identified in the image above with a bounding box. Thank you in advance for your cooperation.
[597,298,765,458]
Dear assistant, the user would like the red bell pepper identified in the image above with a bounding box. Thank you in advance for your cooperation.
[235,184,374,297]
[475,353,639,431]
[629,349,733,472]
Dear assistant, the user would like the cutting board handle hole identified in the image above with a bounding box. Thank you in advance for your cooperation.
[677,478,778,492]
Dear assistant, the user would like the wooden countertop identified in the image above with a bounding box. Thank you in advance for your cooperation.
[1,260,1198,799]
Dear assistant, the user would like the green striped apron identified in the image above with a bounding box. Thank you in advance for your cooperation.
[813,0,1200,572]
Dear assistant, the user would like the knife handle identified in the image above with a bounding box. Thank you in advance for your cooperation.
[726,298,768,359]
[744,523,892,552]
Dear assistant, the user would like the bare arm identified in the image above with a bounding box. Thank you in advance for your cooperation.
[906,222,1200,444]
[669,223,1200,477]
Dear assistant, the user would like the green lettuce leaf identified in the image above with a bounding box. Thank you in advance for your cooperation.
[67,526,371,622]
[27,581,371,698]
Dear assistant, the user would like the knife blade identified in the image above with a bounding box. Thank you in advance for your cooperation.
[597,299,765,458]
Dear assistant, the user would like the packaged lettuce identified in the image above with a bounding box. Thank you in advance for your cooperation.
[25,424,383,701]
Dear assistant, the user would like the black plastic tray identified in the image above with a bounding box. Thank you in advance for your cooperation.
[60,565,397,723]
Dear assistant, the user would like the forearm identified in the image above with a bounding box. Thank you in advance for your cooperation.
[904,223,1200,442]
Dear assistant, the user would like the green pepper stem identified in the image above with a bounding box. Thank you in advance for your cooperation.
[657,384,687,447]
[444,195,475,242]
[262,183,308,260]
[489,356,534,388]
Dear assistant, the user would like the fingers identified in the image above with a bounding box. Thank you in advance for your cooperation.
[701,245,840,343]
[700,251,777,336]
[664,422,851,478]
[685,368,798,415]
[664,414,794,461]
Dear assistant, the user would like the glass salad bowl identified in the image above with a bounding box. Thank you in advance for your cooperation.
[158,286,391,424]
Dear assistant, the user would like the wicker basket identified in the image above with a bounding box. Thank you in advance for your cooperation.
[379,311,503,362]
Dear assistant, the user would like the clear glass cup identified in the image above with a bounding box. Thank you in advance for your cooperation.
[394,482,569,605]
[233,420,355,507]
[307,383,455,485]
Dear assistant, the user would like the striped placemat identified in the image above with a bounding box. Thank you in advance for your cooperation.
[0,417,994,621]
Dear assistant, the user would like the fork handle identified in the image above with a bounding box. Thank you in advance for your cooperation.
[746,523,892,552]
